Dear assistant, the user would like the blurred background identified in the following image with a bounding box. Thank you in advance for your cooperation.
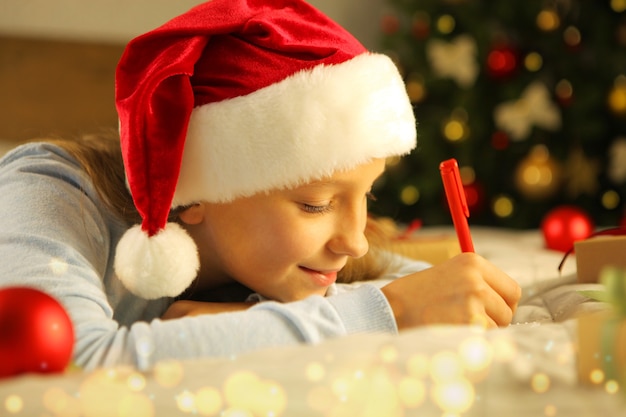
[1,0,625,230]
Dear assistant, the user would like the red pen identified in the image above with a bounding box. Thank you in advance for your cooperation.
[439,158,475,253]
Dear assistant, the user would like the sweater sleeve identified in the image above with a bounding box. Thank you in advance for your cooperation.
[0,143,398,370]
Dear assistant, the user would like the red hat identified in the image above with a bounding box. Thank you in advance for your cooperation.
[113,0,417,299]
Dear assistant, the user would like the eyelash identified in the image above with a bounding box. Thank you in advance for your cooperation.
[302,202,334,214]
[301,192,376,215]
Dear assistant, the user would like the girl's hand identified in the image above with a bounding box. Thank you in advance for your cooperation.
[161,300,255,320]
[381,253,521,330]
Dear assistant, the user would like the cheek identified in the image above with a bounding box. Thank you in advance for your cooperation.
[239,219,326,271]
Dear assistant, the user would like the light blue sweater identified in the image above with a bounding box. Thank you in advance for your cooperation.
[0,143,429,370]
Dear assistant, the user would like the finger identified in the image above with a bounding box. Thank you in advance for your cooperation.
[465,296,499,329]
[481,288,515,326]
[473,255,522,309]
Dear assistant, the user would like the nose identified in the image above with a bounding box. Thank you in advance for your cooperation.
[327,206,369,259]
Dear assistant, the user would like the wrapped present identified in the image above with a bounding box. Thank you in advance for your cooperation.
[577,310,626,386]
[577,267,626,387]
[575,235,626,283]
[377,218,461,265]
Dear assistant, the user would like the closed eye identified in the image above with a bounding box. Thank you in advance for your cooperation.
[301,202,334,214]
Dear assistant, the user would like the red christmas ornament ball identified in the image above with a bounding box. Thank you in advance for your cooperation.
[486,44,518,79]
[541,206,594,252]
[0,287,74,378]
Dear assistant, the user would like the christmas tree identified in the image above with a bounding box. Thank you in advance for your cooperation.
[371,0,626,229]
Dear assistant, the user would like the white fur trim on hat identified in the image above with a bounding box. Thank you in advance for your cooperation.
[114,223,200,299]
[172,52,416,206]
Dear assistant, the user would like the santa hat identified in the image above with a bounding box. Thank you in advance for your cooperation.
[113,0,417,299]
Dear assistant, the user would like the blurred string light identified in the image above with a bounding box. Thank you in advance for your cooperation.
[437,14,456,34]
[555,79,574,106]
[524,52,543,72]
[602,190,621,210]
[4,395,23,414]
[443,108,470,142]
[493,195,515,218]
[608,75,626,117]
[531,372,551,393]
[536,8,560,31]
[401,185,420,205]
[563,26,581,47]
[612,0,626,12]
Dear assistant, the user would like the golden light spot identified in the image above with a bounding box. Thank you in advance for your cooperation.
[608,77,626,116]
[176,390,196,413]
[491,336,518,362]
[437,14,456,34]
[4,395,23,414]
[400,185,420,205]
[605,379,620,394]
[406,353,430,379]
[536,9,560,31]
[153,360,184,388]
[305,362,326,382]
[331,376,351,400]
[79,368,145,417]
[563,26,581,47]
[458,336,493,373]
[611,0,626,12]
[524,52,543,72]
[432,378,475,414]
[544,404,558,416]
[531,373,550,393]
[590,368,605,384]
[602,190,620,210]
[224,371,260,408]
[248,380,287,417]
[380,345,399,363]
[354,368,402,417]
[430,351,463,382]
[555,79,573,101]
[127,372,147,392]
[194,387,223,416]
[459,166,476,185]
[443,120,466,142]
[406,77,426,103]
[223,371,286,416]
[492,195,514,218]
[397,377,426,408]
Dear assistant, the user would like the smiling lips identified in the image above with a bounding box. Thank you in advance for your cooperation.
[299,266,339,287]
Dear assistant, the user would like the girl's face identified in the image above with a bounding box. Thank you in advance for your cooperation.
[181,158,386,302]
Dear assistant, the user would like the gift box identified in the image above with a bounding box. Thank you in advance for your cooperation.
[377,218,461,265]
[577,310,626,386]
[575,235,626,283]
[577,267,626,387]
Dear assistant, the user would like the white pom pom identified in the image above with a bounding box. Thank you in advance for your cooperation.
[114,223,200,299]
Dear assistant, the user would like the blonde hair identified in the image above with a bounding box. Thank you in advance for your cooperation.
[51,132,399,284]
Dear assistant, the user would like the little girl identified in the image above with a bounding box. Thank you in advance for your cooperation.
[0,0,520,370]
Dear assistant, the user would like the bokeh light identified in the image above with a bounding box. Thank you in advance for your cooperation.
[4,395,23,414]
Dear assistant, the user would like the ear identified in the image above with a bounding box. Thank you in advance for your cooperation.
[177,204,205,225]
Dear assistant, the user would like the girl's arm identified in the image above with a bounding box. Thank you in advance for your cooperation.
[0,143,398,370]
